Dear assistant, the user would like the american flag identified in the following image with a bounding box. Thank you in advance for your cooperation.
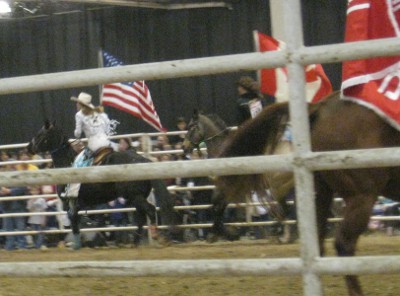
[101,51,165,131]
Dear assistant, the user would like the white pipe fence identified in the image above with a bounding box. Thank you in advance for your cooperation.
[1,256,400,278]
[3,148,400,188]
[1,39,400,95]
[1,1,400,294]
[0,185,398,241]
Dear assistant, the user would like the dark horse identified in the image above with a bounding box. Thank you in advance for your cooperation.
[182,110,295,242]
[214,91,400,296]
[27,121,180,249]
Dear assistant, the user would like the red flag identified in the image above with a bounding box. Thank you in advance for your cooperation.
[341,0,400,129]
[254,31,332,103]
[101,51,166,132]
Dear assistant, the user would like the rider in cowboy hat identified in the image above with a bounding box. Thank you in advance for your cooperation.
[65,92,118,198]
[70,92,118,153]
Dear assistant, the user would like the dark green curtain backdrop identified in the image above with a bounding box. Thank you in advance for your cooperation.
[0,0,347,144]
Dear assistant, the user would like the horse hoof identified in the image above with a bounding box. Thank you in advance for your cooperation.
[225,226,240,241]
[206,233,219,243]
[73,234,82,250]
[157,235,172,246]
[226,234,241,241]
[72,242,81,250]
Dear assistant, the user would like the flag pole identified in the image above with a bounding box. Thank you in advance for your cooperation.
[97,49,104,105]
[252,30,261,87]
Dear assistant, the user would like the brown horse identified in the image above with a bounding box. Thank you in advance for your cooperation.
[182,110,232,158]
[183,110,294,201]
[183,110,296,242]
[215,91,400,296]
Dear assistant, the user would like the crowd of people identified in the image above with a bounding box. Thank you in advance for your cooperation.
[2,77,399,251]
[0,150,57,250]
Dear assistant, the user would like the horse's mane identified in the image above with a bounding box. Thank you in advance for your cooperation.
[204,113,227,130]
[215,93,339,200]
[217,91,339,159]
[219,102,290,158]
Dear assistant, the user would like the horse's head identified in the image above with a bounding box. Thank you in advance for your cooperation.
[182,110,205,155]
[27,120,65,155]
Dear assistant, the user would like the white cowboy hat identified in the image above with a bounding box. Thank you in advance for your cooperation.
[70,92,95,109]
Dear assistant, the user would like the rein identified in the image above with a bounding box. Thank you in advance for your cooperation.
[188,124,229,158]
[50,138,77,155]
[202,127,229,143]
[50,138,79,162]
[189,127,229,146]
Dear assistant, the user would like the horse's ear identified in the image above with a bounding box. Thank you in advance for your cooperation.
[193,109,199,120]
[44,120,54,130]
[44,120,51,129]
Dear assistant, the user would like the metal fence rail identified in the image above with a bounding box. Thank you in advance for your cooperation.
[1,1,400,295]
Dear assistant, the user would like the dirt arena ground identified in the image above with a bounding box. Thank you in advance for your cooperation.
[0,233,399,296]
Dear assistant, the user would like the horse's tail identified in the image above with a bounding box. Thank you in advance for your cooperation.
[215,101,320,202]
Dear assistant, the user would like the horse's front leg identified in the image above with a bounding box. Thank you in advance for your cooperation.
[132,208,146,246]
[133,198,159,246]
[140,199,160,240]
[207,190,228,243]
[68,198,81,250]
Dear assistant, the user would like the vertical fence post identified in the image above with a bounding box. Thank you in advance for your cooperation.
[281,0,323,295]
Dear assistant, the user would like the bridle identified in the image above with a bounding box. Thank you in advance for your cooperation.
[32,126,77,156]
[201,127,229,144]
[50,138,79,157]
[186,120,229,155]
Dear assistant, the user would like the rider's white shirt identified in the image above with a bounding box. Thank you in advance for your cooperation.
[74,110,115,152]
[74,110,110,139]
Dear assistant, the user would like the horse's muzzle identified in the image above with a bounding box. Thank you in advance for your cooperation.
[26,141,36,155]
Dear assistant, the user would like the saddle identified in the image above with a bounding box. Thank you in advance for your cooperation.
[93,147,114,165]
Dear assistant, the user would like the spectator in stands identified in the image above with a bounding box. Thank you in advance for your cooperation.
[1,151,10,162]
[169,117,187,147]
[155,135,171,151]
[0,160,28,250]
[16,150,39,171]
[157,154,176,186]
[43,152,53,167]
[118,137,136,157]
[27,186,48,250]
[179,150,213,240]
[108,197,129,246]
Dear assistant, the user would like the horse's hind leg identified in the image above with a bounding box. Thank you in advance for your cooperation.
[68,198,81,250]
[314,174,334,256]
[335,194,376,296]
[134,198,160,246]
[132,208,146,246]
[207,190,230,243]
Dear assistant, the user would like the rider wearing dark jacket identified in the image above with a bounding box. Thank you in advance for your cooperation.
[236,76,275,125]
